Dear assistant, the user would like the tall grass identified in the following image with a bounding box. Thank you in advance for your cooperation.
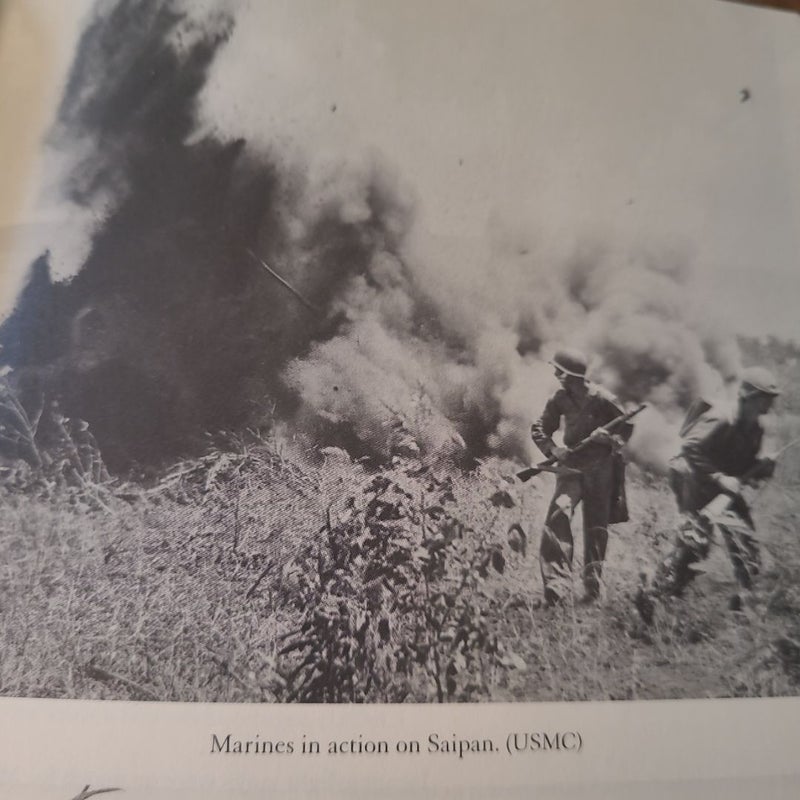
[2,434,799,702]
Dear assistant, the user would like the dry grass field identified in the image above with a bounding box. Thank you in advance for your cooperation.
[2,361,799,703]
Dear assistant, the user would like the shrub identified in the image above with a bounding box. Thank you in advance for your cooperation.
[276,466,519,702]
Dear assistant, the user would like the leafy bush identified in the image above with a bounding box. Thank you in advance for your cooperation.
[276,467,518,702]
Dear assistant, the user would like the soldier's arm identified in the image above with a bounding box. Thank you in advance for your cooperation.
[607,399,634,444]
[590,394,633,447]
[531,393,562,458]
[748,431,776,481]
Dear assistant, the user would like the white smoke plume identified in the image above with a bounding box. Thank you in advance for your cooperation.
[4,0,748,473]
[278,167,741,469]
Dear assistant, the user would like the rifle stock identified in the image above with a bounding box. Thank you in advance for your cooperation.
[516,465,545,483]
[517,403,646,483]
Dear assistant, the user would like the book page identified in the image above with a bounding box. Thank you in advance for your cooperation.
[1,1,799,797]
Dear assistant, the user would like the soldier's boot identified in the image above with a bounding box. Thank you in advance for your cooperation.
[581,527,609,604]
[728,589,760,622]
[671,551,697,597]
[579,571,602,605]
[633,572,656,625]
[635,547,698,626]
[652,548,691,599]
[543,587,561,608]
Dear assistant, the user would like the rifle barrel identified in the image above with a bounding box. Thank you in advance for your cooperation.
[774,435,800,459]
[246,248,322,314]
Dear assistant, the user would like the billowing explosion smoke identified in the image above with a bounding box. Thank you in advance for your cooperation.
[0,0,741,473]
[0,0,418,469]
[286,224,741,471]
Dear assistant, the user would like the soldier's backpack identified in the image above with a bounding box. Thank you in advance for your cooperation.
[679,398,713,438]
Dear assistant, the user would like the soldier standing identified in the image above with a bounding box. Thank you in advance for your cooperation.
[531,348,633,606]
[643,367,780,614]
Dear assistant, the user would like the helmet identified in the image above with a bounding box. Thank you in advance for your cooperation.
[739,366,780,398]
[550,348,588,379]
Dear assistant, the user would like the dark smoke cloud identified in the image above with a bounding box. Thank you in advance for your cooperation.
[0,0,742,473]
[0,0,425,468]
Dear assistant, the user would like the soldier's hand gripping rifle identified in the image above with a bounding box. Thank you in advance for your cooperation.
[516,403,647,483]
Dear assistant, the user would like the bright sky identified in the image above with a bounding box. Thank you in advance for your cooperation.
[1,0,799,338]
[0,0,94,303]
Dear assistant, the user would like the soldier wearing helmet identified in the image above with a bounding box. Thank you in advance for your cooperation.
[531,347,633,606]
[642,367,780,615]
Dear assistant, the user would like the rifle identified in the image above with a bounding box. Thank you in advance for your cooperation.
[245,248,322,314]
[516,403,647,483]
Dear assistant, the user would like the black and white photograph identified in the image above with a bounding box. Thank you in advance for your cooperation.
[1,0,800,716]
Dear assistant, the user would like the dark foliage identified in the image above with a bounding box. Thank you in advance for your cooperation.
[276,469,520,702]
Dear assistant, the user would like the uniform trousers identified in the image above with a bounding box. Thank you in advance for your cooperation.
[655,466,760,596]
[540,461,614,604]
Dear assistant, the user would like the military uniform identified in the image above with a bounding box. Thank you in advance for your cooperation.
[655,409,766,596]
[653,367,780,601]
[532,378,632,605]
